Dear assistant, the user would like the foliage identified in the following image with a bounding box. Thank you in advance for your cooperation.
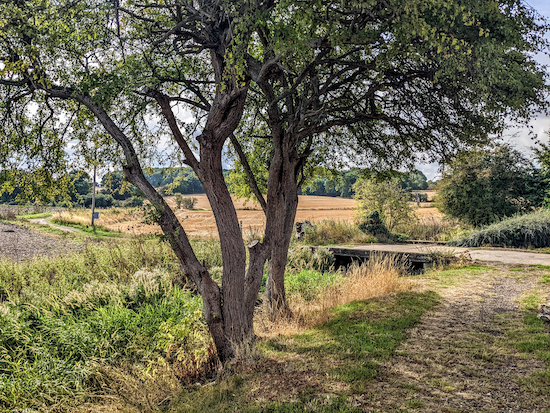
[296,220,376,246]
[287,246,336,273]
[436,144,546,227]
[285,269,342,302]
[353,179,416,231]
[358,210,391,237]
[302,170,361,198]
[0,240,215,411]
[448,209,550,248]
[398,170,429,191]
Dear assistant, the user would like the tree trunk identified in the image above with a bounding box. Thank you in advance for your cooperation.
[264,140,300,319]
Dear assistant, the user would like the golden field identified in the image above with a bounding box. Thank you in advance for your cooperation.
[73,194,442,238]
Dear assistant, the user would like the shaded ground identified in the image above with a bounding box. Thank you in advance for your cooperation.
[237,267,550,412]
[0,221,80,261]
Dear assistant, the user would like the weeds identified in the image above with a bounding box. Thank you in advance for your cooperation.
[256,254,412,337]
[298,220,376,245]
[449,209,550,248]
[0,239,219,411]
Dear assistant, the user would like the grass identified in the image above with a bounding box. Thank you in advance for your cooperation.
[0,236,227,412]
[396,214,468,242]
[298,220,376,246]
[16,212,52,219]
[449,209,550,248]
[173,290,440,412]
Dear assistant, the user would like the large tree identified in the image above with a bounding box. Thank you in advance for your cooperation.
[1,0,548,361]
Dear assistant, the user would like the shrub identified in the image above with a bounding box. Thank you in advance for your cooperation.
[436,144,545,227]
[175,194,197,210]
[448,209,550,248]
[298,220,376,245]
[353,179,416,231]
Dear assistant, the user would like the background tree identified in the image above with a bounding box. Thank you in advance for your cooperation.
[353,179,416,232]
[436,144,545,226]
[1,0,549,360]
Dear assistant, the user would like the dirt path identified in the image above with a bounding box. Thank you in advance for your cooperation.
[354,269,549,412]
[28,217,82,233]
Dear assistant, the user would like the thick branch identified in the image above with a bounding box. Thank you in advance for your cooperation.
[229,133,267,214]
[142,87,200,171]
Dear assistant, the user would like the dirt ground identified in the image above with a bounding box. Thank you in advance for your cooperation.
[354,267,550,412]
[0,221,80,261]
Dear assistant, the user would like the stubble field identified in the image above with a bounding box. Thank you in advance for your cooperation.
[55,193,442,238]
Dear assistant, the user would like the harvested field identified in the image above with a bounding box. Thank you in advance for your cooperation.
[105,194,359,238]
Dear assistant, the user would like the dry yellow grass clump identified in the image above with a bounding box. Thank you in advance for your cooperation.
[255,255,412,338]
[54,208,144,226]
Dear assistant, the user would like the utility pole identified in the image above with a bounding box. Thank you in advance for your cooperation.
[91,164,97,227]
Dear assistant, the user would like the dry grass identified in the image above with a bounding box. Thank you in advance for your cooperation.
[52,208,143,226]
[255,254,412,338]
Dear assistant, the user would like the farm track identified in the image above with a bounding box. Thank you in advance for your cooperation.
[355,268,550,412]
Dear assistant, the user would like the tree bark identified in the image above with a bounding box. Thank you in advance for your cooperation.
[264,136,300,319]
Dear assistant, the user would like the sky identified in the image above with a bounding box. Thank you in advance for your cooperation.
[419,0,550,180]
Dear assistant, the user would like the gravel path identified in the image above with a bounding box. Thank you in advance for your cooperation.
[0,221,80,261]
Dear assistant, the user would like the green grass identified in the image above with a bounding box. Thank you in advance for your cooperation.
[424,265,490,287]
[16,212,52,219]
[0,237,223,411]
[175,291,440,412]
[50,217,122,237]
[290,291,440,392]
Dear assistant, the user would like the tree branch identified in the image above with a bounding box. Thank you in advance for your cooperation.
[229,133,268,214]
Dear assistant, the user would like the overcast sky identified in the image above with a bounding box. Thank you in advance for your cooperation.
[420,0,550,180]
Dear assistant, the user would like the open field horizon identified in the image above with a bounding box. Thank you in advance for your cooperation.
[91,194,441,238]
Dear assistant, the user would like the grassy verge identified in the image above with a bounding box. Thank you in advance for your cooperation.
[16,212,52,219]
[0,237,226,412]
[173,290,440,413]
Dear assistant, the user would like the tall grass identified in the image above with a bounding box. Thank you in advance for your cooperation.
[395,215,467,242]
[255,254,411,337]
[448,209,550,248]
[298,220,376,245]
[0,237,225,412]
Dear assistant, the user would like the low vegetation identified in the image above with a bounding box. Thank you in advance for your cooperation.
[448,209,550,248]
[297,220,376,246]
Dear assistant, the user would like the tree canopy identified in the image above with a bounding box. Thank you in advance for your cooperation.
[436,144,546,226]
[1,0,549,361]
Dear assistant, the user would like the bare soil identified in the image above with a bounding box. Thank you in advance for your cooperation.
[0,221,80,261]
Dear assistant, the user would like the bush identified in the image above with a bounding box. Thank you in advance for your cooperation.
[82,193,115,208]
[175,194,198,210]
[353,179,416,231]
[448,209,550,248]
[298,220,375,245]
[436,145,545,227]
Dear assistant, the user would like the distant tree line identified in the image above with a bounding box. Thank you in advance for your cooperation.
[301,169,430,198]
